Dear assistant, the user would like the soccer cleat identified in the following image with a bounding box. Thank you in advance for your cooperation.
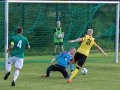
[11,80,15,86]
[4,72,10,80]
[67,79,72,83]
[42,74,49,77]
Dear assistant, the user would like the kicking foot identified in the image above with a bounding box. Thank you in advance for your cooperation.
[11,80,15,86]
[67,79,72,83]
[4,72,10,80]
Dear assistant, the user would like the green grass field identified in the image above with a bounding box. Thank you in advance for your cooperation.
[0,52,120,90]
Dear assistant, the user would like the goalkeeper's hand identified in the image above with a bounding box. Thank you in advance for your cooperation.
[51,58,55,63]
[70,58,76,64]
[72,60,76,64]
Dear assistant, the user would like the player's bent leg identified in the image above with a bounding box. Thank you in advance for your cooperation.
[4,72,11,80]
[4,62,12,80]
[42,67,51,77]
[46,67,51,77]
[67,66,80,83]
[59,68,69,79]
[67,54,86,83]
[42,65,56,77]
[11,57,23,86]
[7,62,12,72]
[62,70,70,79]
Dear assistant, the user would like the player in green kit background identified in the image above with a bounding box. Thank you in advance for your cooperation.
[4,27,30,86]
[53,21,64,55]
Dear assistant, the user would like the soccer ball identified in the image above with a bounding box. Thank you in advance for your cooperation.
[57,34,62,38]
[81,68,88,75]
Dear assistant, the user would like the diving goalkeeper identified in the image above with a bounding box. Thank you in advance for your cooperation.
[42,47,76,78]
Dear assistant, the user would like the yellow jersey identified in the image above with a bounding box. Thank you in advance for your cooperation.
[77,35,98,56]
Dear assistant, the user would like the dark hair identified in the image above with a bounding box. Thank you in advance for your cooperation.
[16,27,23,34]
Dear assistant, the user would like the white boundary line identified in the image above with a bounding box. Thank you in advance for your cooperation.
[8,1,119,4]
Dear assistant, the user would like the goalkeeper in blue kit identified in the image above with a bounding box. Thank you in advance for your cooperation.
[42,47,76,78]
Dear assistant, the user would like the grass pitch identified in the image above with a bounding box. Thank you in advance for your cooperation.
[0,52,120,90]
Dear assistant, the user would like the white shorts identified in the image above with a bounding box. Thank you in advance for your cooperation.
[8,56,24,69]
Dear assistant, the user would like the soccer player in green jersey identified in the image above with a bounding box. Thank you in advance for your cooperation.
[53,21,64,55]
[4,27,30,86]
[67,29,107,83]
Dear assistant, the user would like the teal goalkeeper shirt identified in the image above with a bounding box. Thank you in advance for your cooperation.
[10,35,30,58]
[55,52,73,68]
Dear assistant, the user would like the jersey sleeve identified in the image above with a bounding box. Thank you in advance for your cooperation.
[55,52,63,60]
[26,38,30,46]
[93,40,98,46]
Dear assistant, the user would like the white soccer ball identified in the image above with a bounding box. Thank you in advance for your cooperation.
[57,34,62,38]
[81,68,88,75]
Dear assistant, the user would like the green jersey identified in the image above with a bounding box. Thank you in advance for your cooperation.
[10,35,30,58]
[54,27,63,43]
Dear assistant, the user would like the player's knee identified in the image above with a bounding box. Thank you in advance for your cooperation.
[76,67,80,70]
[77,62,83,68]
[47,67,51,71]
[48,65,54,71]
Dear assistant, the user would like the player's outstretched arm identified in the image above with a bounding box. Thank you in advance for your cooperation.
[68,38,83,43]
[51,52,63,63]
[96,46,107,56]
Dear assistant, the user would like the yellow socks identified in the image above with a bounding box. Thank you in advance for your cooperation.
[69,68,79,80]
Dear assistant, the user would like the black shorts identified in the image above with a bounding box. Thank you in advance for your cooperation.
[74,52,87,67]
[48,64,68,78]
[54,42,63,46]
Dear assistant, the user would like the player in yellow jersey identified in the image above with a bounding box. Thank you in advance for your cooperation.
[67,29,107,83]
